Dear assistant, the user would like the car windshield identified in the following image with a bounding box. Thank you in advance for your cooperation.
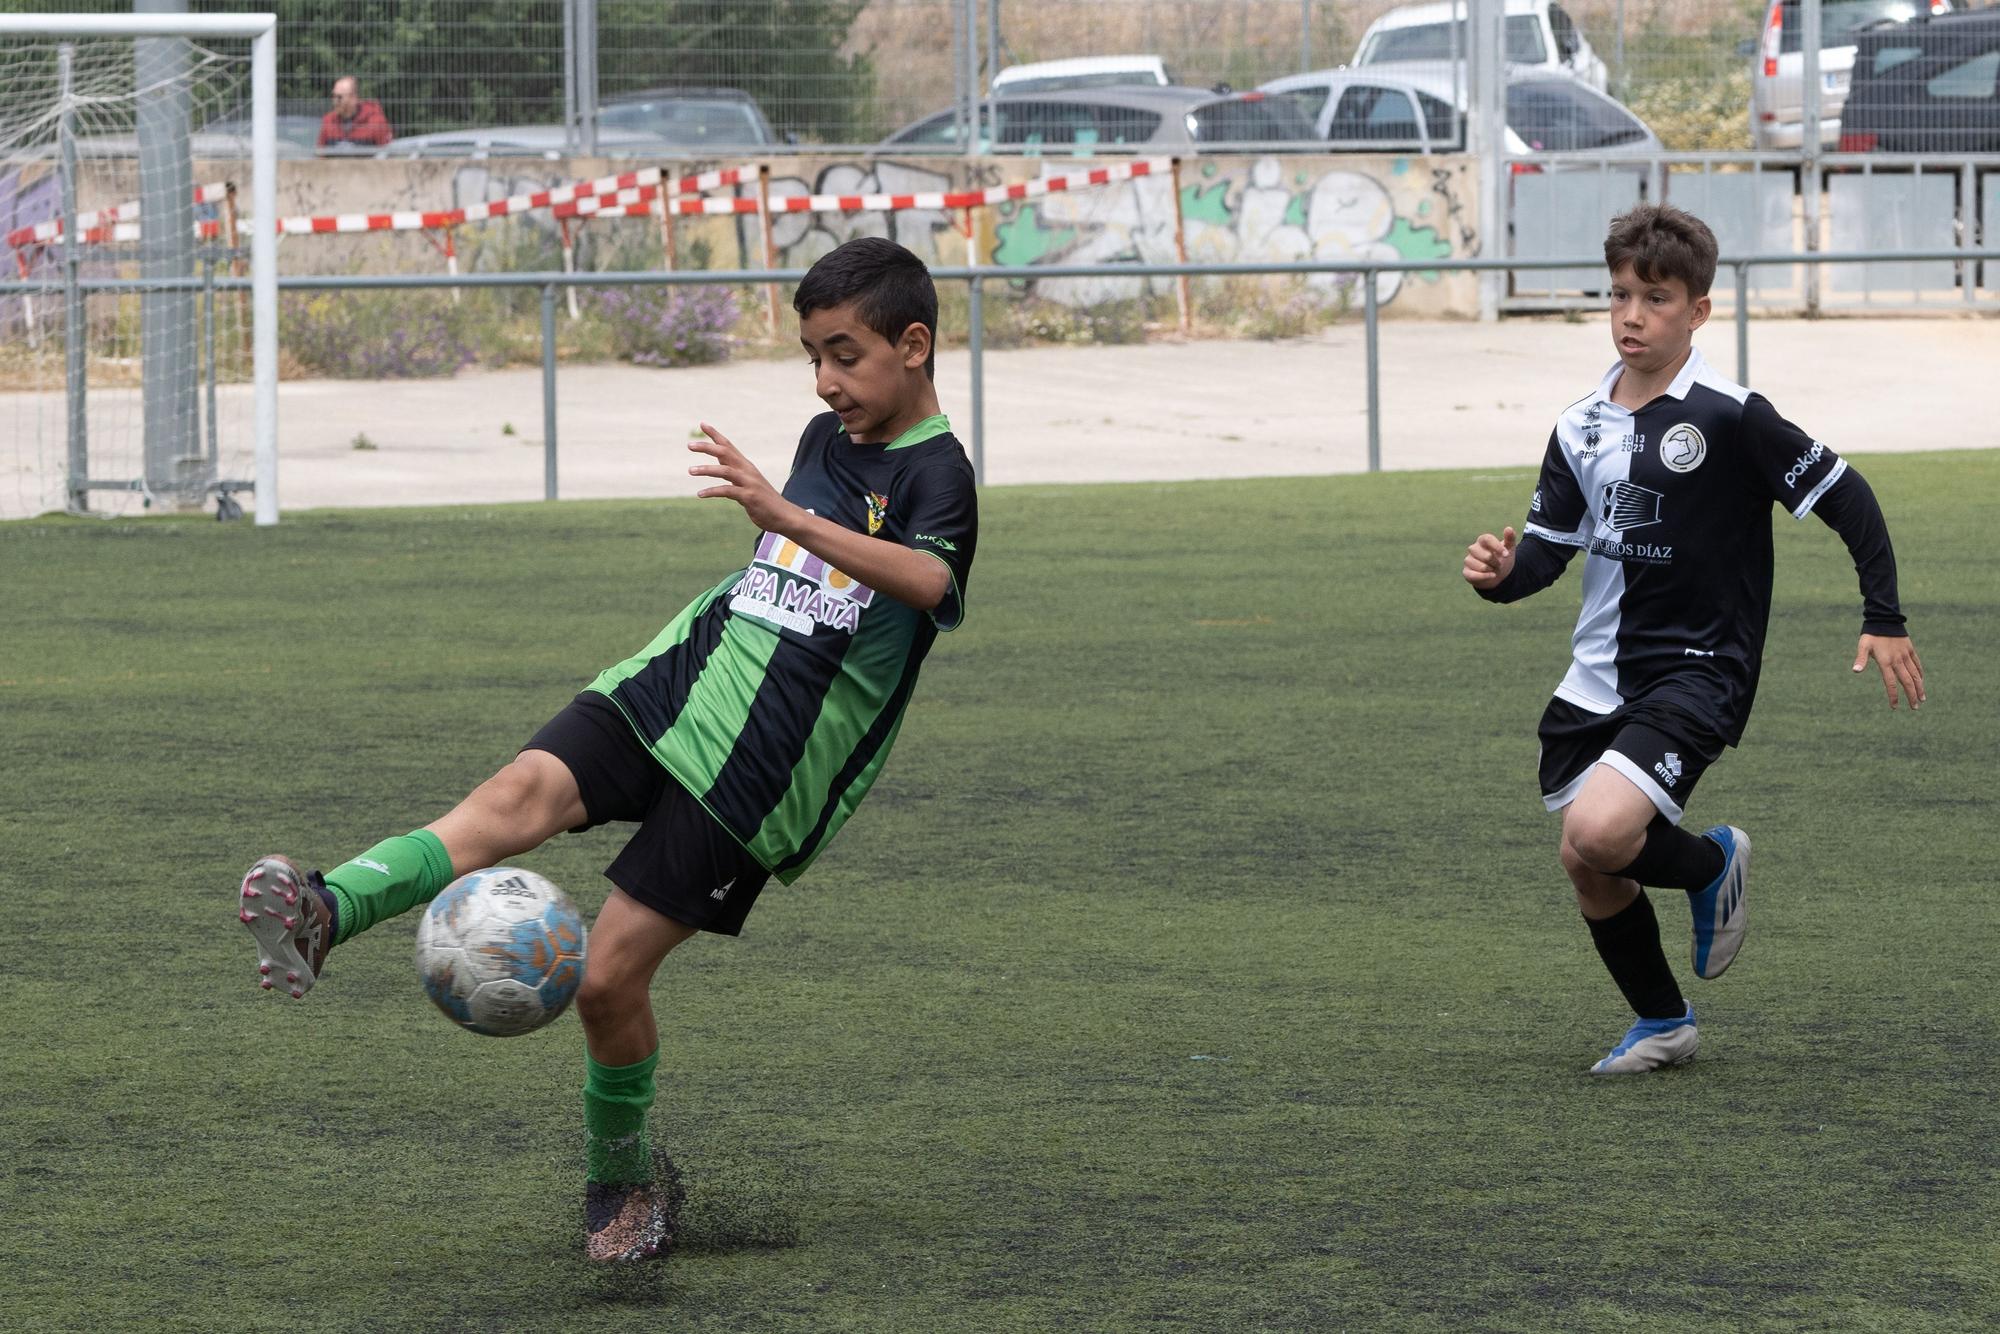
[1506,81,1648,150]
[599,100,767,145]
[1779,0,1925,53]
[1186,96,1319,142]
[1362,16,1549,65]
[893,101,1165,149]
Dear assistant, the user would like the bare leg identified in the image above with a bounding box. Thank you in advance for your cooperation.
[424,749,589,877]
[575,889,697,1067]
[1558,764,1660,918]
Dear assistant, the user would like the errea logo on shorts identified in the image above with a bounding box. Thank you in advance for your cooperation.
[1660,424,1706,473]
[1784,442,1826,488]
[1653,753,1683,788]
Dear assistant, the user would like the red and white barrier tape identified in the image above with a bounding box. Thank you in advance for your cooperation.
[11,157,1170,247]
[780,157,1171,214]
[5,180,230,248]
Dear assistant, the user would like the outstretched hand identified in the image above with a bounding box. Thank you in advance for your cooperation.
[1854,634,1925,710]
[1463,525,1518,590]
[688,423,797,531]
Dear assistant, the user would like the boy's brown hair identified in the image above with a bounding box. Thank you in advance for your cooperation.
[1604,204,1719,299]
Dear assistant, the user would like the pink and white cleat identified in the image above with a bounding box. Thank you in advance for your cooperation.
[238,855,334,999]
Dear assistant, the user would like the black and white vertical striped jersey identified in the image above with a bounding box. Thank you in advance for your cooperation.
[1502,347,1857,745]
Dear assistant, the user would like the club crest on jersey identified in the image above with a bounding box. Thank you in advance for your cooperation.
[1661,423,1706,473]
[865,491,888,535]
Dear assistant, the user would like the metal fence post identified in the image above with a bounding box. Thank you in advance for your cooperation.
[58,42,87,513]
[542,282,559,500]
[1802,0,1823,315]
[1364,268,1381,473]
[1735,262,1751,387]
[968,272,985,486]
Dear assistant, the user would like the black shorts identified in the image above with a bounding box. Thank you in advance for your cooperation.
[522,692,770,935]
[1536,696,1727,823]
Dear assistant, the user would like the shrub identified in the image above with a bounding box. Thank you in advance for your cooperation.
[282,292,476,379]
[594,285,738,368]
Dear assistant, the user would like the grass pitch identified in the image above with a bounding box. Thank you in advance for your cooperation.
[3,453,1996,1331]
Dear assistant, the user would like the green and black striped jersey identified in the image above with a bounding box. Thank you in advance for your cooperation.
[587,411,977,883]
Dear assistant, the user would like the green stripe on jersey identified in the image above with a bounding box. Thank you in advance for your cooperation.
[749,616,918,876]
[769,705,909,882]
[654,618,783,798]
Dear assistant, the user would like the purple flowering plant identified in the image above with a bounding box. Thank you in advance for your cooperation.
[595,285,737,368]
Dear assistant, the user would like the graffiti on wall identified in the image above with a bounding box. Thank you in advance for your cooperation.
[990,156,1468,308]
[253,154,1475,309]
[766,161,968,267]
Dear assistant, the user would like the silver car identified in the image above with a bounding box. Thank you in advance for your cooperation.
[375,125,694,159]
[879,86,1320,151]
[1259,66,1659,157]
[1750,0,1952,150]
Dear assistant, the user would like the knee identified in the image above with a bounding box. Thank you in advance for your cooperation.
[574,967,641,1028]
[475,755,561,823]
[1564,814,1633,875]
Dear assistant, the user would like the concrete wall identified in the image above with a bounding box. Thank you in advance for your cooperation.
[143,152,1487,316]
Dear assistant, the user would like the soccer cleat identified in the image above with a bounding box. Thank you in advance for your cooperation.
[1590,1004,1699,1076]
[238,855,334,998]
[1689,825,1751,980]
[584,1179,674,1263]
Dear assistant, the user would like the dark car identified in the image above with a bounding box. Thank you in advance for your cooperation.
[1837,9,2000,151]
[880,86,1320,151]
[597,86,782,148]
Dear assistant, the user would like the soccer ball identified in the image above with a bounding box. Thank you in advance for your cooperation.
[415,867,588,1037]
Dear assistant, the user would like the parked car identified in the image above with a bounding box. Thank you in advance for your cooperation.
[597,86,782,148]
[989,54,1173,94]
[1259,66,1658,157]
[1351,0,1606,91]
[1751,0,1953,150]
[1837,8,2000,151]
[67,101,326,160]
[879,86,1319,151]
[376,125,693,159]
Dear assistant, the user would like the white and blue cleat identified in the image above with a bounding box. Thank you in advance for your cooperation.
[1689,825,1751,980]
[1590,1003,1699,1075]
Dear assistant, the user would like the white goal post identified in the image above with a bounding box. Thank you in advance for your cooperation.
[0,11,279,524]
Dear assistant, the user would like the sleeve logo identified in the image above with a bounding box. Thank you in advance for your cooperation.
[1783,442,1825,489]
[1660,423,1706,473]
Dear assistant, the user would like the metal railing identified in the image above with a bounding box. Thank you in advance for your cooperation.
[6,245,1997,513]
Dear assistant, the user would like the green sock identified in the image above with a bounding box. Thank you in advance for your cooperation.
[584,1049,659,1186]
[322,829,455,945]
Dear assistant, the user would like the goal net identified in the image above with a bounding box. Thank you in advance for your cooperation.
[1,14,276,522]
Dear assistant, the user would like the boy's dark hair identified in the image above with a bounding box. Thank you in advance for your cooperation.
[793,237,939,380]
[1604,205,1718,299]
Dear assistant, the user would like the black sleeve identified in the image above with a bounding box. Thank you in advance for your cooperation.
[1811,468,1907,637]
[1476,532,1580,604]
[1741,393,1846,517]
[1522,429,1589,547]
[899,461,978,631]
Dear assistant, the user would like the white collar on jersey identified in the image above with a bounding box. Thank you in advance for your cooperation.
[1592,345,1709,410]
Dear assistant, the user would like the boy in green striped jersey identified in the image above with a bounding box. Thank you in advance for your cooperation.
[236,238,978,1262]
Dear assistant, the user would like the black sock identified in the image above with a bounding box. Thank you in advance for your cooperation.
[1584,891,1685,1020]
[1612,815,1726,893]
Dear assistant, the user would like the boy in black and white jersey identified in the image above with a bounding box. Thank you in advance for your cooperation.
[1462,205,1925,1075]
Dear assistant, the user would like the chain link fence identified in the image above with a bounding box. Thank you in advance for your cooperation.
[12,0,1987,156]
